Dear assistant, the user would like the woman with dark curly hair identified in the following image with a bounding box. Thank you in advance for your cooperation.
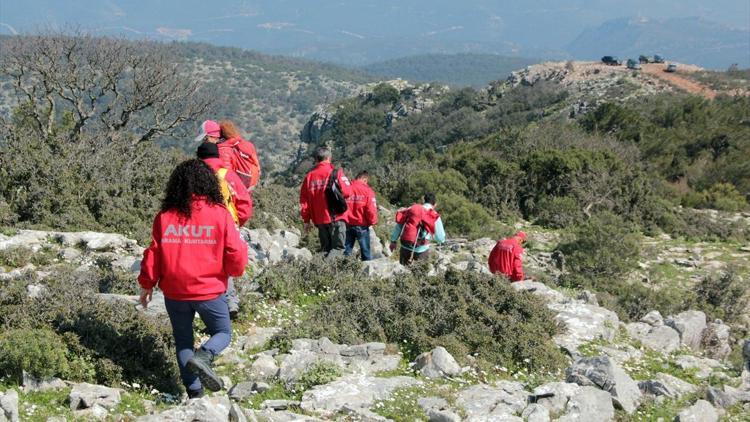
[138,159,248,398]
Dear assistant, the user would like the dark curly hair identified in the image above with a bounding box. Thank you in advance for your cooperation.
[161,159,224,218]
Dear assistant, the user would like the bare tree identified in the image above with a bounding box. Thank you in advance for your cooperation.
[0,31,212,147]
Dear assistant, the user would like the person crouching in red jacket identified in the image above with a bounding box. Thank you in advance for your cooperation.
[344,171,378,261]
[299,147,352,254]
[488,231,527,282]
[138,159,248,398]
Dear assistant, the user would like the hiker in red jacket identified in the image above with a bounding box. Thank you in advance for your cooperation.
[196,141,252,319]
[300,147,352,254]
[138,159,248,398]
[218,120,261,190]
[488,231,527,282]
[344,171,378,261]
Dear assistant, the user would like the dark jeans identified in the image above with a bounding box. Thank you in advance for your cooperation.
[344,226,372,261]
[317,220,346,254]
[399,246,431,266]
[165,295,232,392]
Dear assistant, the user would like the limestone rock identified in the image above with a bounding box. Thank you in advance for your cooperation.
[675,399,718,422]
[69,383,122,411]
[413,347,462,378]
[566,356,642,414]
[456,382,528,420]
[625,322,680,354]
[640,310,664,326]
[229,382,257,402]
[361,258,407,278]
[21,372,67,392]
[511,280,566,304]
[250,354,279,380]
[74,404,109,420]
[427,409,462,422]
[521,403,550,422]
[701,321,731,360]
[555,386,615,422]
[137,395,231,421]
[674,355,722,379]
[242,327,282,351]
[549,302,620,353]
[666,311,707,351]
[299,375,421,414]
[0,390,19,422]
[638,373,697,398]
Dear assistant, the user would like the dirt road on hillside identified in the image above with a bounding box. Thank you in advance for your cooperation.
[642,63,717,99]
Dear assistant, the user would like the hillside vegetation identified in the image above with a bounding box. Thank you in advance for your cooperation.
[362,53,539,88]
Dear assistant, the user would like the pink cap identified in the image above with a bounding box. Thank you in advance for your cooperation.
[195,120,221,142]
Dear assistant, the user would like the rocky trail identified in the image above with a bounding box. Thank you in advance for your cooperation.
[1,215,749,421]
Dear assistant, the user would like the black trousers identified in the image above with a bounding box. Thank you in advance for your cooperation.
[317,220,346,253]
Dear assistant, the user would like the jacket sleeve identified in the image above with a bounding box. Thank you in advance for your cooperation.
[512,245,524,281]
[338,169,353,198]
[228,170,253,226]
[223,213,248,277]
[138,215,162,290]
[433,217,446,244]
[365,191,378,226]
[299,175,311,223]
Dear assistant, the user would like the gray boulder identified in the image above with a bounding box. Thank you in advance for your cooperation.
[640,310,664,326]
[638,373,697,398]
[0,390,19,422]
[456,381,528,420]
[137,396,231,421]
[625,322,680,354]
[666,311,707,351]
[548,302,620,353]
[69,383,122,410]
[413,347,462,378]
[229,382,257,402]
[250,354,279,380]
[675,399,718,422]
[427,409,462,422]
[566,356,642,414]
[57,231,137,252]
[299,375,421,415]
[241,327,281,351]
[521,404,550,422]
[701,321,731,360]
[361,258,407,278]
[74,404,109,420]
[22,372,67,392]
[674,355,722,379]
[556,386,615,422]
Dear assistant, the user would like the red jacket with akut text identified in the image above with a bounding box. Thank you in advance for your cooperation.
[488,236,525,281]
[299,161,352,225]
[345,180,378,227]
[138,198,248,301]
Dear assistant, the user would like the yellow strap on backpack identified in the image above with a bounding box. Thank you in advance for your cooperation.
[217,168,240,225]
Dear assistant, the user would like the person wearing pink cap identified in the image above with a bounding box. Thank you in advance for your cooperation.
[195,120,222,143]
[488,231,527,282]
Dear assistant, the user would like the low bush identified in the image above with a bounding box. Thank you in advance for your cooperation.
[0,328,69,382]
[262,259,567,372]
[246,184,301,231]
[692,268,748,325]
[682,183,747,212]
[0,268,181,393]
[437,193,501,240]
[533,196,585,229]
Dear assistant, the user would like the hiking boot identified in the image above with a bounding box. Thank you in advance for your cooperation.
[228,304,240,320]
[186,387,204,399]
[186,349,223,392]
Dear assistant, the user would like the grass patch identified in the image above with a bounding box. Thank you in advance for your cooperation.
[372,380,463,421]
[622,350,700,384]
[15,387,75,421]
[244,380,300,409]
[616,393,698,422]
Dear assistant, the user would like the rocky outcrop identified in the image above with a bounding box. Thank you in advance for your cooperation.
[701,321,732,360]
[0,390,19,422]
[456,381,528,420]
[666,310,707,352]
[625,312,681,354]
[137,396,231,421]
[533,382,615,421]
[69,383,122,411]
[242,228,312,266]
[299,375,421,415]
[675,400,718,422]
[638,373,697,399]
[413,347,462,378]
[566,356,642,414]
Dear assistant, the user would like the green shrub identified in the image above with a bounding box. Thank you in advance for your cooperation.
[692,269,748,324]
[294,361,342,392]
[264,259,567,372]
[0,328,69,382]
[558,212,640,283]
[246,184,301,231]
[663,208,750,242]
[437,193,500,240]
[533,196,585,229]
[681,183,747,212]
[370,83,401,106]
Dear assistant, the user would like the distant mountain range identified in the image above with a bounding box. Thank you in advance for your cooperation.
[568,17,750,69]
[1,0,748,69]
